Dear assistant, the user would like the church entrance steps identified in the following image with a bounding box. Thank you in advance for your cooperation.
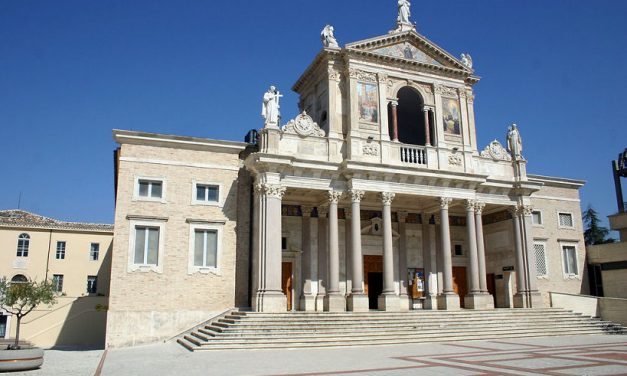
[176,308,624,351]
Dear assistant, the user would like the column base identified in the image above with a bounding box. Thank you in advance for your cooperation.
[438,293,460,310]
[513,291,544,308]
[299,294,316,311]
[378,293,400,312]
[253,291,287,312]
[347,293,369,312]
[464,293,495,309]
[399,294,410,312]
[324,293,346,312]
[315,294,326,312]
[423,295,439,310]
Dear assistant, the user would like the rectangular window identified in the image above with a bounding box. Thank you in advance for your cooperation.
[532,211,542,225]
[52,274,63,292]
[282,237,287,251]
[56,241,66,260]
[453,244,463,256]
[558,212,574,228]
[534,243,547,277]
[90,243,100,261]
[562,245,579,276]
[195,184,219,203]
[138,179,163,199]
[86,276,97,294]
[193,229,218,268]
[134,226,160,265]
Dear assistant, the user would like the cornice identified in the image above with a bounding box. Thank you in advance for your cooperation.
[113,129,247,154]
[292,48,342,93]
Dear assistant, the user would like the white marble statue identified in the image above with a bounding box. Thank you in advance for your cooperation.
[321,25,339,48]
[506,124,523,160]
[261,86,282,127]
[398,0,411,25]
[461,53,473,69]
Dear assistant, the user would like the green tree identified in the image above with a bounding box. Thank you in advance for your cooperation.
[583,205,616,246]
[0,278,56,349]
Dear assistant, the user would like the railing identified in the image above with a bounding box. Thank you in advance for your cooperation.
[400,146,427,165]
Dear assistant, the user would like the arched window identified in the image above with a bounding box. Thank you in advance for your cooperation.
[388,87,427,146]
[11,274,27,283]
[16,233,30,257]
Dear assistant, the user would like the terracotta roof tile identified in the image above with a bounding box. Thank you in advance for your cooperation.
[0,210,113,232]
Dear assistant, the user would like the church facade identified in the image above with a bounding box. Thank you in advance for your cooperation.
[107,8,587,347]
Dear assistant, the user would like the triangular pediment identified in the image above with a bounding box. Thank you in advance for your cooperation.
[346,31,471,73]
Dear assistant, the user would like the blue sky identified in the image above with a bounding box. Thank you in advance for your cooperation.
[1,0,626,227]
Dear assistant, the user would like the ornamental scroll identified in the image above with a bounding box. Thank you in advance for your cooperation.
[282,111,326,137]
[480,140,512,161]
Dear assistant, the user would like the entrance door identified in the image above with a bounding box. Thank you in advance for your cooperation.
[281,262,293,311]
[486,273,496,306]
[452,266,467,307]
[364,255,383,310]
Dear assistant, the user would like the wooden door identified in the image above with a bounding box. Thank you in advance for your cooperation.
[452,266,467,307]
[363,255,383,309]
[281,262,293,311]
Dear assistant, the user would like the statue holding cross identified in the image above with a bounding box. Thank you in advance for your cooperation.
[261,86,283,128]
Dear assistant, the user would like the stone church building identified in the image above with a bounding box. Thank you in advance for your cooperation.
[107,7,587,347]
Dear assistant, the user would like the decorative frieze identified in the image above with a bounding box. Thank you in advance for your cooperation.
[282,111,326,137]
[480,140,512,162]
[434,84,458,98]
[362,143,379,156]
[448,154,463,166]
[348,68,377,83]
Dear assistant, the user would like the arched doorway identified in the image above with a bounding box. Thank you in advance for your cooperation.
[388,87,426,145]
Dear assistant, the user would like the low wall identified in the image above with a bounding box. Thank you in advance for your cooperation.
[550,292,627,326]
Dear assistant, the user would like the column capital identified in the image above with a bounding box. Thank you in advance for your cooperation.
[397,210,408,222]
[433,214,441,224]
[474,201,486,214]
[439,197,453,210]
[317,206,329,217]
[465,199,477,212]
[380,192,396,205]
[422,106,430,113]
[349,189,365,203]
[255,183,286,199]
[301,205,314,217]
[507,206,520,217]
[389,99,398,107]
[327,190,343,204]
[344,210,352,220]
[521,205,534,216]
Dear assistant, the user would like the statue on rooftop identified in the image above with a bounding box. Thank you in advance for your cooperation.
[461,53,473,69]
[398,0,411,25]
[506,124,523,160]
[321,25,339,48]
[261,86,282,127]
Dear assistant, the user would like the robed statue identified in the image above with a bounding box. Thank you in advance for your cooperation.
[398,0,411,25]
[321,25,339,48]
[506,124,523,160]
[261,86,282,127]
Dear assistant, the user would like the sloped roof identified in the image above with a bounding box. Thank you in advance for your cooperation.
[0,210,113,233]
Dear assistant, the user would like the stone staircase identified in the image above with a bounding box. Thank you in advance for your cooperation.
[177,308,625,351]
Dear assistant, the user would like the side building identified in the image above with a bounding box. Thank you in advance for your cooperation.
[0,210,113,347]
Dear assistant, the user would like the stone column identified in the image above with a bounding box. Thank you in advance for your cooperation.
[434,214,444,295]
[397,211,410,311]
[379,192,400,311]
[521,204,543,307]
[422,215,438,309]
[464,200,483,309]
[475,202,494,309]
[423,107,431,146]
[299,205,315,311]
[315,206,328,311]
[390,100,399,142]
[324,191,346,311]
[437,197,460,310]
[252,183,287,312]
[510,206,529,308]
[347,189,368,311]
[344,210,352,297]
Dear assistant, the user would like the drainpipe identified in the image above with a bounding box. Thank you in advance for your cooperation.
[45,229,53,281]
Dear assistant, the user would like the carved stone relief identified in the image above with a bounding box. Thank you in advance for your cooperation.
[362,143,379,156]
[480,140,512,161]
[448,154,463,166]
[435,84,458,98]
[348,68,377,83]
[282,111,326,137]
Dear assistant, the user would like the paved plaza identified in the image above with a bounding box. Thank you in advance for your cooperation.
[8,334,627,376]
